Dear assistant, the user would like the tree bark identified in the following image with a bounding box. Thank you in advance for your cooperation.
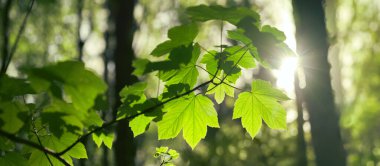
[292,0,346,165]
[109,0,138,165]
[294,74,307,166]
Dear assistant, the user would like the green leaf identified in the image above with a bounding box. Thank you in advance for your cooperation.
[119,82,147,103]
[200,50,242,83]
[206,78,234,104]
[40,99,84,137]
[168,149,180,159]
[28,132,87,166]
[233,80,289,138]
[27,61,107,111]
[0,136,15,150]
[132,59,150,76]
[0,101,27,133]
[160,43,200,88]
[42,133,87,158]
[157,94,219,149]
[117,83,163,136]
[187,5,260,25]
[0,152,28,166]
[151,24,198,56]
[155,146,169,155]
[92,131,114,149]
[129,114,154,137]
[224,46,256,69]
[28,151,72,166]
[228,29,251,44]
[0,75,35,99]
[234,18,294,68]
[228,29,269,67]
[261,25,286,41]
[126,98,163,137]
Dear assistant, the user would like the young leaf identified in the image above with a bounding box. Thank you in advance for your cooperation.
[157,94,219,149]
[233,80,289,139]
[92,131,114,149]
[206,76,234,104]
[151,24,198,56]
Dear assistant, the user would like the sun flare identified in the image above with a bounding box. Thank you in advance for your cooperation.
[273,56,299,94]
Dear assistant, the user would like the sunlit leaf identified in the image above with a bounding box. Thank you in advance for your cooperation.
[187,5,260,25]
[92,131,114,149]
[151,24,198,56]
[157,94,219,149]
[233,80,289,138]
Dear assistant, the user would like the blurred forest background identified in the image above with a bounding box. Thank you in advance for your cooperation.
[1,0,379,165]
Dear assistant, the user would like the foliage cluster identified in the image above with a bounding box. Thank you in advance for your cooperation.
[0,5,292,165]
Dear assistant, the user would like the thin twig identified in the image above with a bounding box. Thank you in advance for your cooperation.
[198,43,217,57]
[1,0,35,74]
[195,65,244,91]
[220,48,249,83]
[23,96,53,166]
[32,120,54,165]
[206,47,250,93]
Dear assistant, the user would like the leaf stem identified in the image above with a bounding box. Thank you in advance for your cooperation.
[23,96,54,166]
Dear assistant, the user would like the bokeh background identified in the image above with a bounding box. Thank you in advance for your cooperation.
[1,0,379,165]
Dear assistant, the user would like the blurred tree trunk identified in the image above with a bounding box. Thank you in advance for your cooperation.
[292,0,346,166]
[294,75,307,166]
[109,0,138,165]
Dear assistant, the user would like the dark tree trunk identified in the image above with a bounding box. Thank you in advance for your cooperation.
[109,0,138,165]
[292,0,346,165]
[294,75,307,166]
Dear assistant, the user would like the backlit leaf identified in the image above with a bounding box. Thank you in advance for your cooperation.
[233,80,289,138]
[157,94,219,149]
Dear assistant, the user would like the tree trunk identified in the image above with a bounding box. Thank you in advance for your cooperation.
[109,0,138,165]
[294,74,307,166]
[292,0,346,165]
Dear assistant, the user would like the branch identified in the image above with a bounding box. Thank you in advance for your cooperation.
[207,47,250,93]
[56,79,213,156]
[58,42,252,156]
[32,120,54,166]
[0,0,35,74]
[23,96,53,166]
[0,37,251,166]
[195,65,244,91]
[0,130,70,166]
